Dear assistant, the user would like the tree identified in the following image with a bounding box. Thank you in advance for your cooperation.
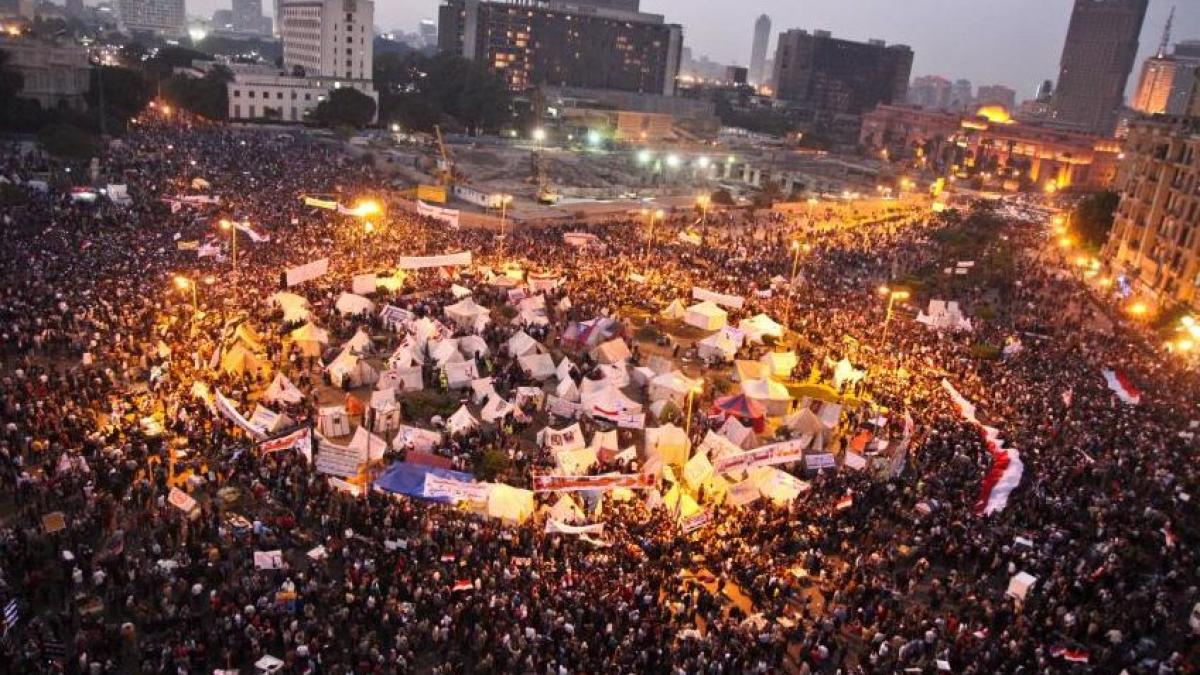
[163,66,232,120]
[374,52,511,134]
[1073,191,1120,252]
[87,66,152,134]
[38,124,101,159]
[311,87,376,128]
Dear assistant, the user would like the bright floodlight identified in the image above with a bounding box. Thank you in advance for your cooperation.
[696,156,711,169]
[665,154,681,169]
[636,149,651,165]
[532,128,546,142]
[587,130,602,147]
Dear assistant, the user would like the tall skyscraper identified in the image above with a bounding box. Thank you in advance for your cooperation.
[772,29,913,125]
[116,0,186,36]
[949,79,973,110]
[233,0,264,33]
[907,75,952,109]
[438,0,682,96]
[1050,0,1148,135]
[749,14,771,87]
[976,84,1017,110]
[279,0,374,81]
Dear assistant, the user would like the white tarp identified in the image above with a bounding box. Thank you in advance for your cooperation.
[684,301,728,331]
[739,314,785,343]
[335,292,375,316]
[761,351,798,379]
[263,373,305,404]
[692,287,745,310]
[270,292,312,323]
[591,338,632,365]
[519,352,556,380]
[286,258,329,287]
[416,201,460,229]
[398,251,472,269]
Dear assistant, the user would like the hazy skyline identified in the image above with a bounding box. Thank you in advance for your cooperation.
[195,0,1199,100]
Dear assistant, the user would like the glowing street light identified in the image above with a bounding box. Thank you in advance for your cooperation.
[218,218,237,279]
[532,127,546,143]
[878,286,911,340]
[586,129,602,148]
[1128,301,1148,318]
[497,193,514,251]
[665,154,681,169]
[636,149,652,165]
[696,193,711,222]
[351,199,381,217]
[173,275,197,312]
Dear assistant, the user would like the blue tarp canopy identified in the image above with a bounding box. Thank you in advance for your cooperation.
[374,462,476,503]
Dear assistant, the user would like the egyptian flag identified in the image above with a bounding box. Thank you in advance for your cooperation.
[1050,646,1089,664]
[440,553,456,563]
[451,580,473,592]
[258,427,312,464]
[835,494,854,511]
[1101,368,1141,405]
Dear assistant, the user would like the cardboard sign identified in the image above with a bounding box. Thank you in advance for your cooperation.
[42,511,67,533]
[253,550,284,570]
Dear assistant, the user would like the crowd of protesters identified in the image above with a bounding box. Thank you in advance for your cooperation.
[0,109,1196,675]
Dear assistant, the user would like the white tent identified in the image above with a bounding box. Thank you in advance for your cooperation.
[547,495,586,523]
[917,299,973,332]
[832,357,866,390]
[738,314,785,343]
[507,331,543,357]
[591,338,632,365]
[429,339,463,365]
[335,292,375,316]
[446,405,479,434]
[517,295,549,326]
[392,425,442,451]
[221,343,267,376]
[741,378,792,416]
[581,384,643,421]
[684,301,727,331]
[555,376,581,402]
[555,357,575,383]
[482,396,515,423]
[555,445,598,475]
[445,298,490,332]
[649,371,700,406]
[348,425,388,462]
[519,352,556,381]
[470,377,497,405]
[344,328,373,355]
[328,351,379,389]
[379,365,423,392]
[661,299,687,320]
[750,467,810,504]
[458,335,489,359]
[270,291,312,323]
[249,404,292,436]
[697,331,739,362]
[263,374,305,405]
[290,322,329,357]
[388,344,418,369]
[733,359,766,383]
[597,363,631,389]
[719,417,758,449]
[443,360,479,389]
[644,424,690,466]
[761,351,799,379]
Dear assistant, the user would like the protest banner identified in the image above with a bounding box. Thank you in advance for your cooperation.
[713,438,807,475]
[285,258,329,287]
[532,473,654,493]
[422,474,492,503]
[398,251,472,269]
[692,287,745,310]
[253,550,283,570]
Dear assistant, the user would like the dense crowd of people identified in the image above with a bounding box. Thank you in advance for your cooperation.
[0,110,1196,675]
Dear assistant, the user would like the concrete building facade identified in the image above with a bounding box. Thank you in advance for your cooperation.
[437,0,682,96]
[1050,0,1148,135]
[749,14,770,87]
[1104,116,1200,307]
[771,29,913,119]
[116,0,185,36]
[0,34,91,110]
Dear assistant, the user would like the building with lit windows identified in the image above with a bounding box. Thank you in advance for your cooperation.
[1103,116,1200,308]
[224,0,376,122]
[1050,0,1148,135]
[436,0,682,96]
[116,0,185,36]
[860,103,1121,191]
[1131,41,1200,116]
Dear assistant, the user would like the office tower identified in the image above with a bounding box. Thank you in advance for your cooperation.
[1050,0,1148,135]
[233,0,263,33]
[907,75,952,109]
[1036,79,1054,101]
[419,19,438,48]
[438,0,682,96]
[749,14,770,87]
[117,0,186,35]
[949,79,973,110]
[279,0,374,81]
[976,84,1017,110]
[772,29,913,118]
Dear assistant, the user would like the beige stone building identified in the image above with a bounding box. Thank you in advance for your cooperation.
[1103,116,1200,307]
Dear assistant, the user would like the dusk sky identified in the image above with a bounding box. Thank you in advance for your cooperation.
[199,0,1200,100]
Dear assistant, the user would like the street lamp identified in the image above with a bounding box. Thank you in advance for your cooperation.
[498,193,514,251]
[696,194,710,223]
[684,382,703,436]
[532,127,546,144]
[783,240,808,328]
[878,285,910,340]
[218,219,237,280]
[173,275,197,313]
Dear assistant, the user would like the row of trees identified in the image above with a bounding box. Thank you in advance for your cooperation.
[374,51,512,134]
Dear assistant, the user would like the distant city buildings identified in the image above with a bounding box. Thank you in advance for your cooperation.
[0,0,34,19]
[860,103,1121,192]
[1050,0,1148,135]
[418,19,437,48]
[976,84,1016,111]
[771,28,912,137]
[116,0,186,36]
[907,75,951,110]
[437,0,682,96]
[949,79,973,111]
[749,14,770,88]
[1131,40,1200,116]
[1103,116,1200,308]
[225,0,376,122]
[0,33,91,110]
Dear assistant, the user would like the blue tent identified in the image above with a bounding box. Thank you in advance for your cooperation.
[374,462,476,503]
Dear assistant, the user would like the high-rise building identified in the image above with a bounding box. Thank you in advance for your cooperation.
[1131,15,1200,118]
[976,84,1017,110]
[772,29,913,119]
[949,79,973,110]
[116,0,186,36]
[749,14,770,87]
[437,0,683,96]
[1103,116,1200,308]
[1050,0,1148,135]
[0,0,35,19]
[1036,79,1055,101]
[419,19,438,48]
[232,0,267,34]
[907,75,952,109]
[280,0,373,80]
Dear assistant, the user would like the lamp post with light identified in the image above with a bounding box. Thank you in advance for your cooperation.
[218,219,238,283]
[878,285,910,340]
[498,194,513,251]
[174,275,197,313]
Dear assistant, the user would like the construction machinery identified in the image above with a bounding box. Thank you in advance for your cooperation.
[529,149,560,205]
